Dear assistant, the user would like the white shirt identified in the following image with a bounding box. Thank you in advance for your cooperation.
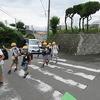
[0,49,4,65]
[52,45,58,54]
[10,47,20,57]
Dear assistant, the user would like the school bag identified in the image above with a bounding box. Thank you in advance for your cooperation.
[2,49,9,60]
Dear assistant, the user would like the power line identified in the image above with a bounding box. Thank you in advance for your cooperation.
[0,7,16,19]
[40,0,47,16]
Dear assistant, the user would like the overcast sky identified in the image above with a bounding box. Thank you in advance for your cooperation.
[0,0,100,30]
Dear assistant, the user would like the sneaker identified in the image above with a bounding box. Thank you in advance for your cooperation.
[23,72,29,78]
[0,82,3,86]
[14,68,17,72]
[41,64,44,68]
[8,70,11,74]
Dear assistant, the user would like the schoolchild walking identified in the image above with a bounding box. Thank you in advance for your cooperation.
[48,43,52,60]
[21,46,31,78]
[0,49,5,85]
[52,42,59,63]
[41,43,51,68]
[3,42,20,74]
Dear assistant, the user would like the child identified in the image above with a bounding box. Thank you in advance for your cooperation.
[0,49,5,85]
[21,46,31,78]
[3,42,20,74]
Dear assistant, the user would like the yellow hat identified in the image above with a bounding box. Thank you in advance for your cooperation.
[52,42,56,45]
[23,46,28,49]
[43,42,47,45]
[48,43,51,45]
[46,45,49,47]
[11,42,16,47]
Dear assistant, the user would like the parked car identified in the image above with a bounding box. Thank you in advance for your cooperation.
[26,39,42,54]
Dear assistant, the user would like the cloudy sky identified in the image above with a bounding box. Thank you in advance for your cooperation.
[0,0,100,30]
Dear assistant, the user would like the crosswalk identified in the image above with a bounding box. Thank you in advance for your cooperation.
[0,80,21,100]
[16,58,100,100]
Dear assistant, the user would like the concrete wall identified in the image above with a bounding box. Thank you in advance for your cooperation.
[52,33,100,55]
[76,34,100,55]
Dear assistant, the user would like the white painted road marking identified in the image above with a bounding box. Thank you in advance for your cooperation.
[57,61,100,73]
[17,70,63,100]
[38,62,95,80]
[0,81,22,100]
[29,65,87,89]
[57,58,66,62]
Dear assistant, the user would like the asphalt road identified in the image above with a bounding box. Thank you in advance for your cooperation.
[1,53,100,100]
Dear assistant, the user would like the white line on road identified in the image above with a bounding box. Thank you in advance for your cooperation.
[57,59,66,62]
[0,81,22,100]
[57,61,100,73]
[0,82,12,95]
[29,65,87,89]
[17,70,63,100]
[38,62,95,80]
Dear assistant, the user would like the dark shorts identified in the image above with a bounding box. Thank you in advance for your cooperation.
[43,55,49,61]
[21,61,28,71]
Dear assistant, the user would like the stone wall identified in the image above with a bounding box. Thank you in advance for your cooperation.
[52,34,80,54]
[52,33,100,55]
[76,34,100,55]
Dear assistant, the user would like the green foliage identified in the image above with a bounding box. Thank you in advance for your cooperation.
[65,1,100,32]
[47,32,55,43]
[0,21,6,29]
[0,24,25,48]
[26,32,35,39]
[50,16,60,34]
[16,21,25,30]
[10,23,16,27]
[84,1,100,17]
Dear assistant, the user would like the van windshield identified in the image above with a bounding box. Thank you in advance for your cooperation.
[29,40,40,45]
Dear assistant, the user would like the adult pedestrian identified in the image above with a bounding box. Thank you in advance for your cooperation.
[0,49,5,85]
[3,42,20,74]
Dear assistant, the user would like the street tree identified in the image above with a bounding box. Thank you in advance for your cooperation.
[16,21,25,30]
[73,3,85,32]
[83,1,100,31]
[65,7,76,32]
[50,16,60,34]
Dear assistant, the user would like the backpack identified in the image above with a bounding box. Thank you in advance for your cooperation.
[2,49,9,60]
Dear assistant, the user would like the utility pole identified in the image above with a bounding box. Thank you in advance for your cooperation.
[47,0,50,42]
[15,18,17,29]
[5,20,7,27]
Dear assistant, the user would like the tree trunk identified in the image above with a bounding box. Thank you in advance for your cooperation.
[82,18,85,32]
[79,18,81,32]
[87,17,89,31]
[65,16,68,31]
[71,17,73,32]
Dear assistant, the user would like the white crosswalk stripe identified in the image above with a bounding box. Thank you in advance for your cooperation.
[17,69,63,100]
[56,61,100,73]
[0,81,22,100]
[28,65,87,89]
[16,57,99,100]
[38,62,95,80]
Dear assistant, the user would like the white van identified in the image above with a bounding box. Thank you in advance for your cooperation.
[26,39,42,54]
